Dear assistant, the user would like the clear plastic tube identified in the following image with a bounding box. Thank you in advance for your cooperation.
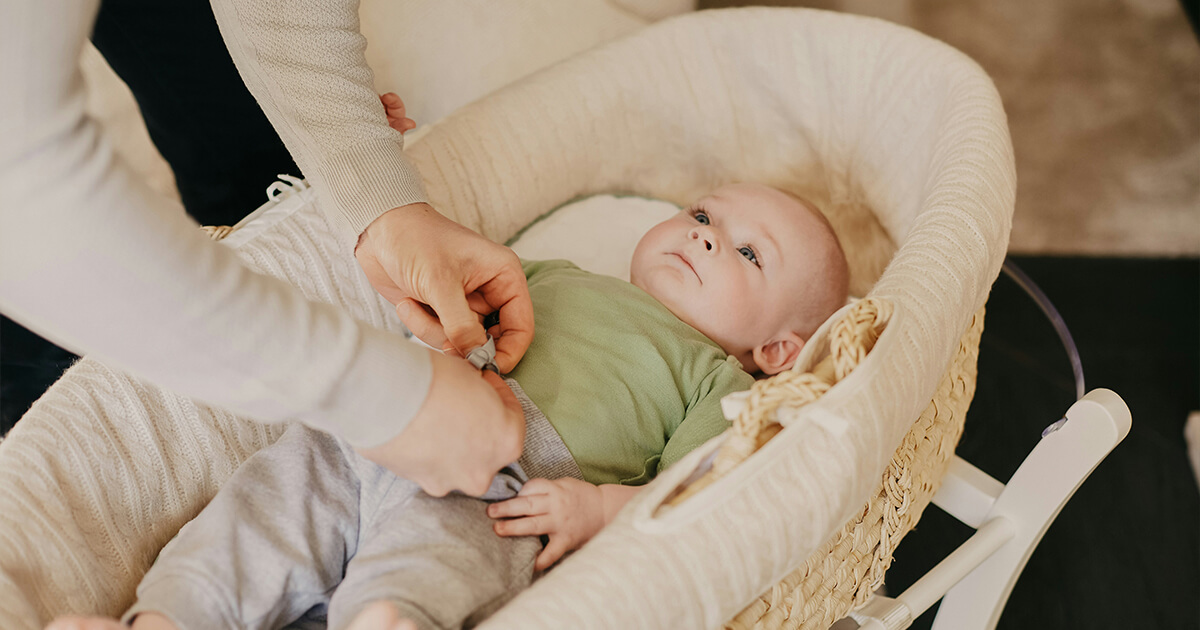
[1000,258,1086,401]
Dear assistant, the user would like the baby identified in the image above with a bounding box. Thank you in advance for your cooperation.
[51,102,849,630]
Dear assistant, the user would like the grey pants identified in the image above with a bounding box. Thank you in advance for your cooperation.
[124,380,582,630]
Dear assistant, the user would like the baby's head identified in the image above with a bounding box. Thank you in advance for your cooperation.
[630,183,849,375]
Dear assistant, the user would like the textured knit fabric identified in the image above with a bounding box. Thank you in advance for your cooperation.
[0,8,1015,629]
[122,423,539,630]
[208,0,428,244]
[511,260,754,486]
[0,0,432,448]
[121,377,576,630]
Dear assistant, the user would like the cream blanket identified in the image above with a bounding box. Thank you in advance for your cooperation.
[0,8,1013,629]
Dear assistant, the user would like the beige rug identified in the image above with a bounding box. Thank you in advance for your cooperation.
[703,0,1200,256]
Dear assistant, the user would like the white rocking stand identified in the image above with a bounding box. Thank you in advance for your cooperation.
[848,388,1132,630]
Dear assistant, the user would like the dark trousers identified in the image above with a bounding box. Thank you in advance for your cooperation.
[2,0,299,432]
[91,0,300,227]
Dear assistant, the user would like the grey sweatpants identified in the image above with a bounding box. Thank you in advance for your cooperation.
[124,380,582,630]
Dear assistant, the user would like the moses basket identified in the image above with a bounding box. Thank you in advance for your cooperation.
[0,8,1013,629]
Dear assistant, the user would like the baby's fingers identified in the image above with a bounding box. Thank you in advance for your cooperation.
[492,515,551,537]
[535,535,572,571]
[380,93,416,132]
[380,92,406,113]
[517,477,555,496]
[487,494,548,519]
[388,116,416,133]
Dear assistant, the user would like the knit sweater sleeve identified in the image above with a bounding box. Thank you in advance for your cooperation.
[0,0,431,447]
[209,0,428,247]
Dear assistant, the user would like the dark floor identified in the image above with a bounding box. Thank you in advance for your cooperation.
[2,257,1198,629]
[886,257,1200,630]
[0,316,77,427]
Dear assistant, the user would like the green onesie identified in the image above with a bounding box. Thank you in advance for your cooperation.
[507,260,755,486]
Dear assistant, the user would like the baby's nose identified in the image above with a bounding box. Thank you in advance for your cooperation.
[689,228,717,253]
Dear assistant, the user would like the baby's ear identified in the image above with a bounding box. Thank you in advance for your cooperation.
[752,331,806,375]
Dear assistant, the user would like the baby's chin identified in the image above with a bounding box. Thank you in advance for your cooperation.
[628,264,673,310]
[633,277,744,356]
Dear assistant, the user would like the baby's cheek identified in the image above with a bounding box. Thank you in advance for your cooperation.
[715,285,767,341]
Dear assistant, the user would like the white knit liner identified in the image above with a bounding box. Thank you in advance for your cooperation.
[0,8,1013,629]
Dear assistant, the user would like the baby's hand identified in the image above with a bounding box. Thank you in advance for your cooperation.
[380,92,416,133]
[487,477,606,570]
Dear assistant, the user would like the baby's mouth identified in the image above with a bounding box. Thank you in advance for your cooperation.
[670,252,701,284]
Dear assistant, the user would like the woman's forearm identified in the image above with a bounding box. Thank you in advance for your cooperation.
[0,0,434,446]
[209,0,427,245]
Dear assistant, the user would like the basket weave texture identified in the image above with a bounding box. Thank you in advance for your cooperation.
[202,225,987,630]
[668,298,984,629]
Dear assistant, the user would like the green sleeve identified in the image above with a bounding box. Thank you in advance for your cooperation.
[658,362,755,474]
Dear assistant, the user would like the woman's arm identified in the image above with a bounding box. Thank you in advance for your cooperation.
[208,0,426,243]
[0,0,426,442]
[0,0,524,496]
[209,0,535,369]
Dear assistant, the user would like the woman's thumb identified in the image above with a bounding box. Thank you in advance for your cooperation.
[427,284,487,355]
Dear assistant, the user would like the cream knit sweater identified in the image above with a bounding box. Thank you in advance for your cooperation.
[0,0,431,446]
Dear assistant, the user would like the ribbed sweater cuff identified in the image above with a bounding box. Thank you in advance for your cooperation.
[312,139,429,248]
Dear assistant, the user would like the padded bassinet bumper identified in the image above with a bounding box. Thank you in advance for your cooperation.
[0,8,1013,629]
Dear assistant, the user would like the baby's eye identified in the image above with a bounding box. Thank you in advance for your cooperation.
[692,210,710,225]
[739,246,760,267]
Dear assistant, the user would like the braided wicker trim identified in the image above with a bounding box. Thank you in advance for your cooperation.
[667,298,893,506]
[668,298,983,629]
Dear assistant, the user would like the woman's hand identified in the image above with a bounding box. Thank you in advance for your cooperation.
[359,92,534,371]
[354,203,533,372]
[487,477,608,570]
[357,351,525,497]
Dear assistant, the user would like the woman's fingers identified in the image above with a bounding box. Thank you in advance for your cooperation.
[397,296,499,358]
[395,299,449,351]
[473,267,535,373]
[466,292,492,316]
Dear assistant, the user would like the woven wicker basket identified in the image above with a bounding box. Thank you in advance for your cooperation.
[204,222,985,629]
[668,297,984,629]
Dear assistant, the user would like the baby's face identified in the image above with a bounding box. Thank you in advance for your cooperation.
[630,183,839,371]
